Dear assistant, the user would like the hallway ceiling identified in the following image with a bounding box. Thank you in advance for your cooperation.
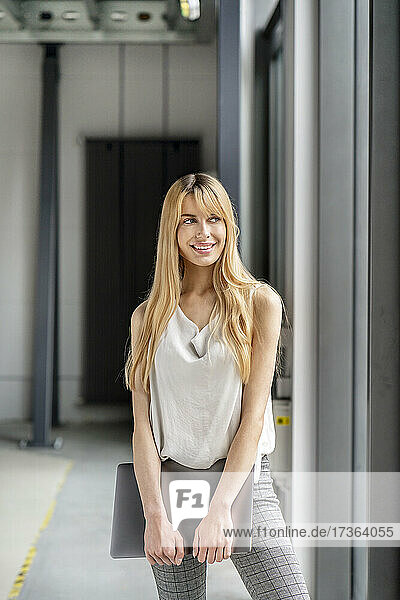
[0,0,215,43]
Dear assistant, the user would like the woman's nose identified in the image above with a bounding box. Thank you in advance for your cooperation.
[196,221,211,236]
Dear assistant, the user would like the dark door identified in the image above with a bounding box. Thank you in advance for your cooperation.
[84,139,200,404]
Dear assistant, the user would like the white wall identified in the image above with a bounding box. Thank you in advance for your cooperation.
[0,45,42,421]
[0,40,217,424]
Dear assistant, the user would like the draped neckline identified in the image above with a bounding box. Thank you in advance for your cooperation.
[176,302,217,336]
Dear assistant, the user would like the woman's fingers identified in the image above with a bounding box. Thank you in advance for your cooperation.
[174,532,185,565]
[196,542,208,563]
[145,550,157,565]
[150,534,185,567]
[192,528,199,558]
[207,547,217,564]
[162,546,176,565]
[151,547,174,566]
[150,551,165,565]
[193,524,231,564]
[223,544,232,560]
[215,546,225,562]
[144,518,185,566]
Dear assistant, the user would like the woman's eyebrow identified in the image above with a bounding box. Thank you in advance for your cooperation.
[181,213,218,217]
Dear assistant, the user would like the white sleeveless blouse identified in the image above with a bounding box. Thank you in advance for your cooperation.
[148,284,276,484]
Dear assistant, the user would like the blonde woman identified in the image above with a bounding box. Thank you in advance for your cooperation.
[125,173,310,599]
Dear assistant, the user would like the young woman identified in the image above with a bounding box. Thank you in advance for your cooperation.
[125,173,311,599]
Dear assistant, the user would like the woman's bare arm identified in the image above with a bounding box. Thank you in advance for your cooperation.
[130,302,166,520]
[208,285,283,510]
[192,285,283,564]
[130,302,185,566]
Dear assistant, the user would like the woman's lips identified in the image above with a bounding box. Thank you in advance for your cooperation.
[190,243,216,254]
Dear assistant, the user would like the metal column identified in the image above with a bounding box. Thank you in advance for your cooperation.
[217,0,240,223]
[19,44,62,450]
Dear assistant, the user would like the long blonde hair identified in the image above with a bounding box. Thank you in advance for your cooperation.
[124,172,289,394]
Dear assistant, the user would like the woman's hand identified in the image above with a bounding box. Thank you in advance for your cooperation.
[144,513,185,566]
[192,504,234,564]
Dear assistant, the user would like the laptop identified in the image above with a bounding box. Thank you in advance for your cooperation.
[109,458,254,559]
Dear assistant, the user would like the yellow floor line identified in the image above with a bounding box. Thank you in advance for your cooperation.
[7,460,75,600]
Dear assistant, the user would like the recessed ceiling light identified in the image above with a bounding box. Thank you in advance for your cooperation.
[62,11,80,21]
[110,11,128,22]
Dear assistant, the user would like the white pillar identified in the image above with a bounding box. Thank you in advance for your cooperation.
[292,0,319,594]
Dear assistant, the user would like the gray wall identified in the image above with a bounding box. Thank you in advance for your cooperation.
[0,41,217,423]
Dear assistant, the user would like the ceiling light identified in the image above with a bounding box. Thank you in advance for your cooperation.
[62,11,80,21]
[180,0,200,21]
[110,11,128,22]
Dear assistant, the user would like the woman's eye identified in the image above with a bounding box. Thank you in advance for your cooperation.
[183,216,220,224]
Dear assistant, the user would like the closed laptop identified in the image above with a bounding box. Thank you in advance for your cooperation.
[110,458,254,559]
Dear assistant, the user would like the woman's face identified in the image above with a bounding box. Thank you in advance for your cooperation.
[176,193,226,266]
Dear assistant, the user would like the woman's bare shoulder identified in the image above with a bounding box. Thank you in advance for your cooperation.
[131,299,149,328]
[253,284,282,315]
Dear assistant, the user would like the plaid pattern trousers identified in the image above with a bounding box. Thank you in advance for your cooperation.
[150,455,311,599]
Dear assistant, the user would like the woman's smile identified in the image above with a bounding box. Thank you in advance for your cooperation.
[190,242,217,254]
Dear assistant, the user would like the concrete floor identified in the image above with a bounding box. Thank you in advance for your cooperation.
[1,419,251,600]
